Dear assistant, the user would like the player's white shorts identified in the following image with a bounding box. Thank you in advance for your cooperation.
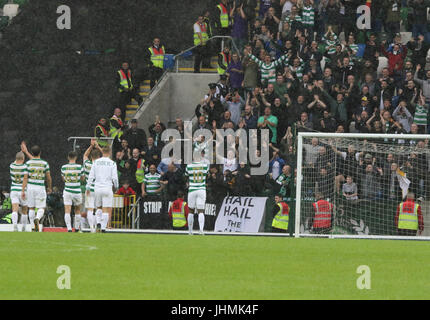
[63,191,82,206]
[85,191,95,209]
[27,187,46,208]
[188,189,206,210]
[10,191,27,206]
[95,188,113,208]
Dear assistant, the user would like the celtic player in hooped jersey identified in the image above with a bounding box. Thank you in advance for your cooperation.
[21,144,52,232]
[61,151,84,232]
[9,151,28,231]
[185,157,209,235]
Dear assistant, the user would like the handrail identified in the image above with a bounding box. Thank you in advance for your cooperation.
[67,137,113,141]
[67,136,114,151]
[173,36,240,60]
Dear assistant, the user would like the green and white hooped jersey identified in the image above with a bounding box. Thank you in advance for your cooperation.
[83,159,94,192]
[143,172,162,194]
[10,162,27,192]
[61,163,83,194]
[25,158,50,188]
[185,162,209,193]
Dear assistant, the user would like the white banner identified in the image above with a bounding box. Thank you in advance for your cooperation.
[214,196,267,233]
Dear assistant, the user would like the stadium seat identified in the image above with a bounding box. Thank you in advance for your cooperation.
[3,4,19,20]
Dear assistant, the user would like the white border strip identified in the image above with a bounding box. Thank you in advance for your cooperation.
[298,233,430,241]
[82,228,292,237]
[297,132,430,140]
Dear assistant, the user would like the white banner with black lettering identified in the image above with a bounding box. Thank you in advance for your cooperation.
[214,196,267,233]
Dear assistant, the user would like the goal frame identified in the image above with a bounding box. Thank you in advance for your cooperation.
[295,132,430,240]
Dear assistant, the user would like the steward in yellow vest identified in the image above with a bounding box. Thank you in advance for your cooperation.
[117,61,143,117]
[118,62,134,93]
[216,0,230,33]
[109,108,125,141]
[168,190,189,230]
[193,15,210,73]
[148,38,165,89]
[94,118,110,148]
[272,194,290,233]
[217,46,231,75]
[396,192,424,236]
[135,158,146,184]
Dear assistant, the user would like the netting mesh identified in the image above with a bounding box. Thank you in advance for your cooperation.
[298,135,430,237]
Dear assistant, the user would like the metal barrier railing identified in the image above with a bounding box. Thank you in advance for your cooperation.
[67,136,114,152]
[111,194,137,229]
[173,35,240,73]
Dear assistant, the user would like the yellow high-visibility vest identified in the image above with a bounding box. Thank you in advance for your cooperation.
[135,159,145,184]
[95,124,109,147]
[149,46,165,69]
[272,202,289,230]
[398,202,419,230]
[194,22,209,46]
[109,116,124,140]
[217,51,230,75]
[118,69,133,92]
[217,3,229,28]
[172,201,187,228]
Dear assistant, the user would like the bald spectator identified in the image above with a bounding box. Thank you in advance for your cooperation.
[303,137,320,167]
[193,116,212,133]
[258,106,278,144]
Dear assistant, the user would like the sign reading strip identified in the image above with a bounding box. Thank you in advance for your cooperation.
[214,196,267,233]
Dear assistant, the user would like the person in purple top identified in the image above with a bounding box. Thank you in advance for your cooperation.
[227,53,244,96]
[230,3,248,52]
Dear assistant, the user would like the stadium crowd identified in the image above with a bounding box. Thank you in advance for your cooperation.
[88,0,430,206]
[5,0,430,231]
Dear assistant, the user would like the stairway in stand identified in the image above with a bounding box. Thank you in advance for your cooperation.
[124,56,219,122]
[125,80,150,122]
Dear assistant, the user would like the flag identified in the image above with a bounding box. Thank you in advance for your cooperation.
[396,169,410,199]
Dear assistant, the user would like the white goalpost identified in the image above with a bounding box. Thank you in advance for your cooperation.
[295,132,430,240]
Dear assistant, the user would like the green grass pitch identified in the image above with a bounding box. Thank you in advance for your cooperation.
[1,232,430,300]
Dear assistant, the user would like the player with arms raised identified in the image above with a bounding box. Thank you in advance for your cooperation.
[21,143,52,232]
[61,151,84,232]
[86,145,118,233]
[185,152,209,235]
[9,151,29,232]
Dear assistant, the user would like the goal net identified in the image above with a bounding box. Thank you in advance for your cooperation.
[295,133,430,239]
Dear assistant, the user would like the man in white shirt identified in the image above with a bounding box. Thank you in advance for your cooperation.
[86,146,119,233]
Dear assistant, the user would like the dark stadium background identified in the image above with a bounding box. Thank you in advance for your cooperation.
[0,0,215,188]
